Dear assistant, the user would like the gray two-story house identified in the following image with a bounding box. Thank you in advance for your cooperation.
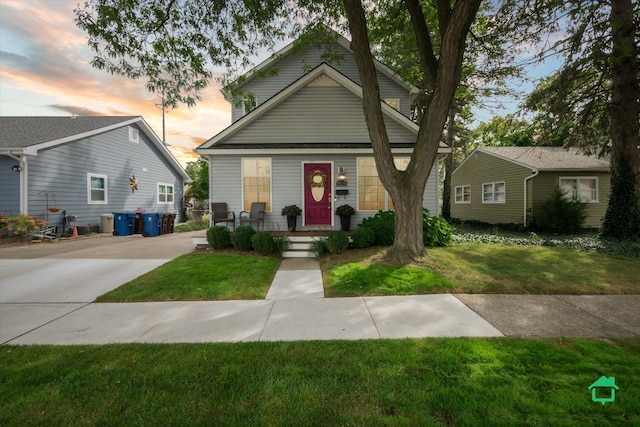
[0,116,190,233]
[196,30,449,230]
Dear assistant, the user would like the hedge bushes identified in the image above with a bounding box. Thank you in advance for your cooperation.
[207,227,288,256]
[206,226,230,249]
[327,230,349,254]
[357,209,452,248]
[351,226,375,248]
[423,210,453,247]
[251,232,276,255]
[359,210,395,246]
[231,226,256,251]
[537,186,587,234]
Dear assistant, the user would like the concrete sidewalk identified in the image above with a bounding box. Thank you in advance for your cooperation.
[3,293,638,344]
[2,295,505,344]
[1,236,639,344]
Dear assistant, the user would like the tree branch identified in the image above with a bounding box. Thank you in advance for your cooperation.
[342,0,396,183]
[437,0,452,38]
[404,0,439,83]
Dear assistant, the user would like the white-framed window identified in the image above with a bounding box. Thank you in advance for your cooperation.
[87,173,108,204]
[357,157,409,211]
[482,181,506,203]
[242,96,259,116]
[158,183,174,204]
[242,158,271,211]
[455,185,471,203]
[128,126,139,143]
[559,177,599,203]
[385,98,400,111]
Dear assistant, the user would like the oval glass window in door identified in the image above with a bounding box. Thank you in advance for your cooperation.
[308,170,327,202]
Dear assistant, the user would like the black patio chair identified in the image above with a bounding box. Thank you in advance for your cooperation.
[239,202,265,230]
[211,202,235,230]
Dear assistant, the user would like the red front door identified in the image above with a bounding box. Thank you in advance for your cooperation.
[304,163,332,226]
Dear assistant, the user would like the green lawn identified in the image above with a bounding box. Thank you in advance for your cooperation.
[322,244,640,297]
[2,339,638,426]
[98,244,639,301]
[97,253,279,301]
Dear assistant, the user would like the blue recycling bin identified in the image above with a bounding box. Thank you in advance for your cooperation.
[142,213,163,237]
[112,212,136,236]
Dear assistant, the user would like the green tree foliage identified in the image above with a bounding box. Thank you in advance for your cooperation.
[364,2,520,223]
[185,158,209,201]
[471,116,537,148]
[501,0,640,240]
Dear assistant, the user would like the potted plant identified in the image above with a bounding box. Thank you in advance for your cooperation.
[281,205,302,231]
[335,204,355,231]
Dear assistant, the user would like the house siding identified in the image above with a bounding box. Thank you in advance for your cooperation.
[531,171,610,229]
[233,44,411,121]
[25,124,184,229]
[227,86,415,145]
[209,154,438,230]
[451,151,533,224]
[0,156,21,215]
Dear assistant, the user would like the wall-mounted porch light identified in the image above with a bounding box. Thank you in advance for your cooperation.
[336,167,347,187]
[11,165,22,172]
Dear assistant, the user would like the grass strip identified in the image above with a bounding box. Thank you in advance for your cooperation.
[2,339,639,426]
[97,253,279,301]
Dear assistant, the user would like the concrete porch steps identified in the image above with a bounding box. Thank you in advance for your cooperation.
[282,235,322,258]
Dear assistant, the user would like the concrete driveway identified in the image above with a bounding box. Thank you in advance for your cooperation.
[0,231,200,342]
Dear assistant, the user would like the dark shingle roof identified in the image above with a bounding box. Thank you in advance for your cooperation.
[0,116,139,148]
[480,146,610,171]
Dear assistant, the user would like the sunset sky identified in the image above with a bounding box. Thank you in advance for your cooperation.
[0,0,241,166]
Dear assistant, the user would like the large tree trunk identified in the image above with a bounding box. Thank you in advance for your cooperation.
[388,178,428,264]
[343,0,481,264]
[442,108,456,221]
[602,0,640,240]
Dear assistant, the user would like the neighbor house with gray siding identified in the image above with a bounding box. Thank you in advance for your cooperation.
[0,116,189,233]
[196,30,449,230]
[451,146,611,229]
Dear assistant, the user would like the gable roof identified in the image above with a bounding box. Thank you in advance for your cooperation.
[0,116,190,181]
[197,63,448,155]
[455,146,610,174]
[227,27,419,100]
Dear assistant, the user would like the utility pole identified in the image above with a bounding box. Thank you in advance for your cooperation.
[155,89,166,144]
